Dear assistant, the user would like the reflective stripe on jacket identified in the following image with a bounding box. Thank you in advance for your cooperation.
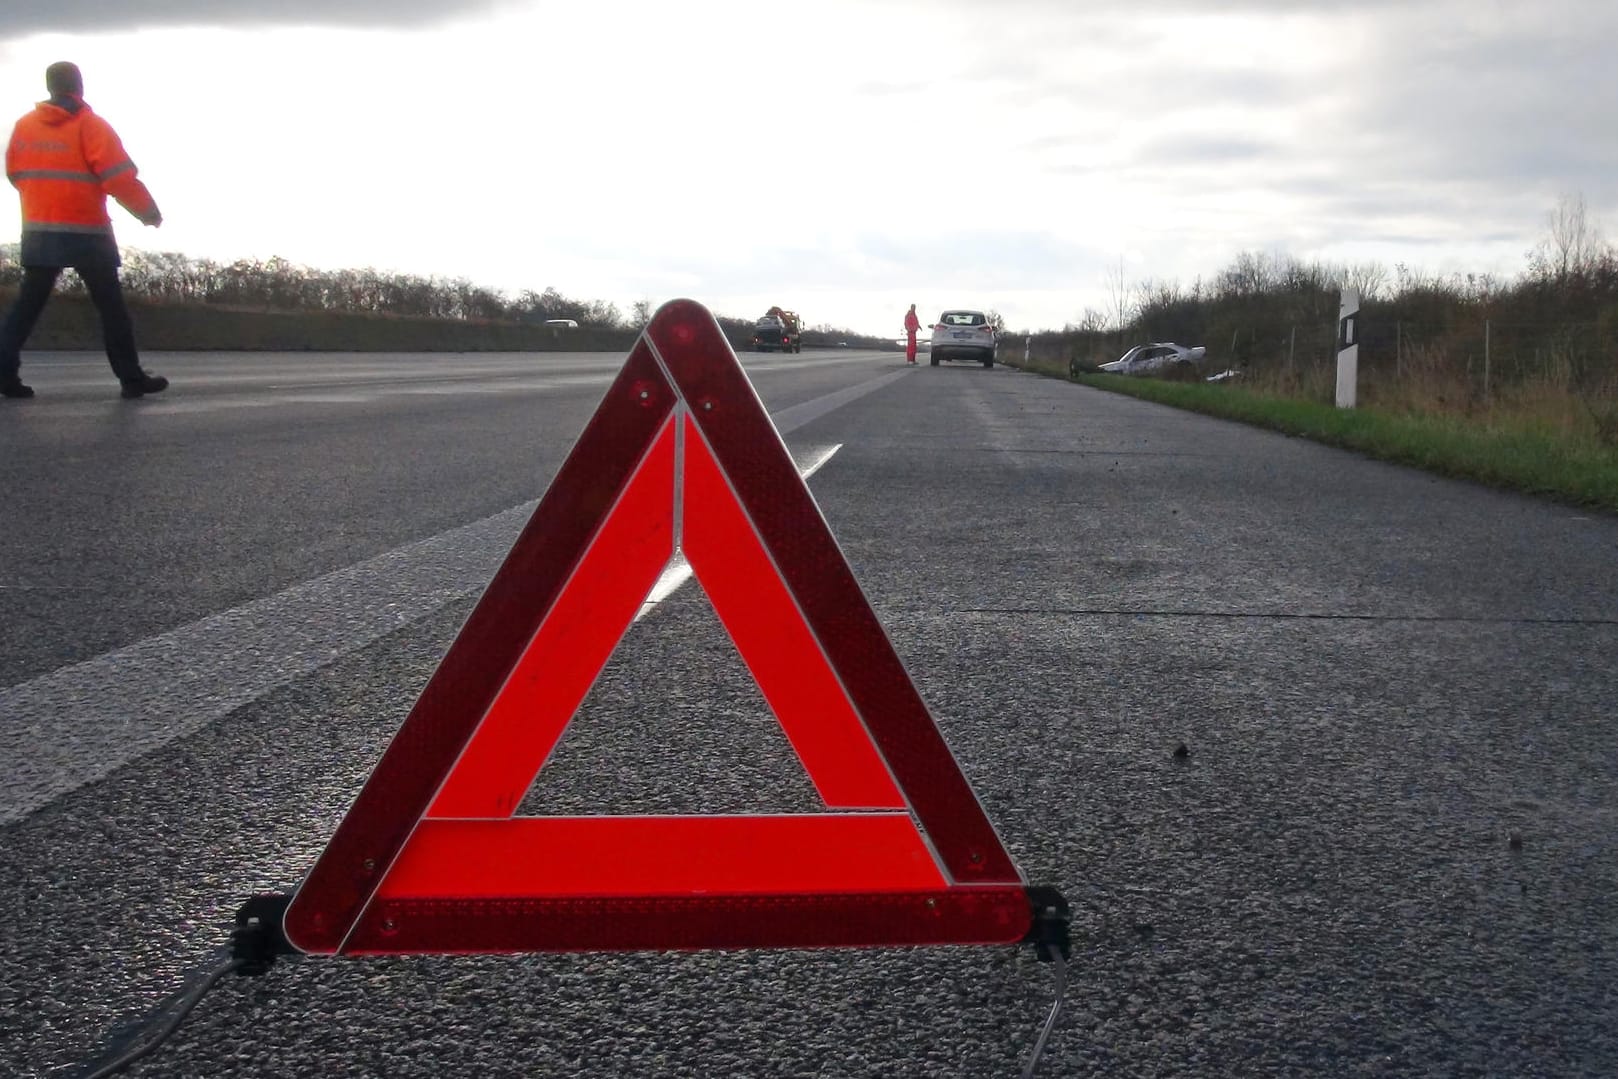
[6,97,159,243]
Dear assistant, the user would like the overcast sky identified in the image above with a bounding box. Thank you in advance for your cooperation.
[2,0,1612,335]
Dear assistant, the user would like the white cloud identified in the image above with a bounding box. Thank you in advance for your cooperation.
[0,0,1610,334]
[0,0,509,35]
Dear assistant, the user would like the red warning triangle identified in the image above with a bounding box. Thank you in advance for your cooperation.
[283,300,1034,955]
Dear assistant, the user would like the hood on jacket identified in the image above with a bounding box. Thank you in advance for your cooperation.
[32,96,87,124]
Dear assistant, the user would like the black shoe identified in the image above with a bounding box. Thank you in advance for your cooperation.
[120,373,169,399]
[1,378,34,399]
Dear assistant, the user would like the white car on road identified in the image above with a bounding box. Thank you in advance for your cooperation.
[930,310,998,367]
[1092,342,1207,376]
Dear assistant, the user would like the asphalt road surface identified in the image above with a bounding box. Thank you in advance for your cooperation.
[2,347,1616,1077]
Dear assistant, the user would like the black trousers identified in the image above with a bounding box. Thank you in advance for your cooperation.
[0,262,143,383]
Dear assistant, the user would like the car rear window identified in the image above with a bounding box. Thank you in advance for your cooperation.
[940,312,986,326]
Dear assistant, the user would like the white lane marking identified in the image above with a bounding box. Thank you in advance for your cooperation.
[8,373,621,419]
[0,505,530,828]
[768,368,912,430]
[0,369,906,825]
[633,444,843,623]
[128,375,617,415]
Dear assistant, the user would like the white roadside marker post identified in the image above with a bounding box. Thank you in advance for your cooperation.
[1336,288,1360,409]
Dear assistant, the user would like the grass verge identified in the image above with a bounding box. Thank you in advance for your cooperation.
[1070,372,1618,514]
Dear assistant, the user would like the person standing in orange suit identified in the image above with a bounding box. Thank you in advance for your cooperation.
[903,303,922,365]
[1,61,168,399]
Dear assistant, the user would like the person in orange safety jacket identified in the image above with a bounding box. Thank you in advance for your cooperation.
[1,62,169,399]
[903,303,922,364]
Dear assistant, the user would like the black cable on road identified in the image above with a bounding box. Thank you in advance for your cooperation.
[73,952,244,1078]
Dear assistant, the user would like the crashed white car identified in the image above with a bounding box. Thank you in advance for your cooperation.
[1096,342,1207,376]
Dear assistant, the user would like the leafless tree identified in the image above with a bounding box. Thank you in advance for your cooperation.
[1533,192,1607,281]
[1342,261,1390,302]
[1217,250,1281,298]
[1103,256,1134,336]
[1069,307,1108,334]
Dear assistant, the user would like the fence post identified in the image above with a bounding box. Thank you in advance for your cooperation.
[1484,319,1491,399]
[1289,326,1296,372]
[1025,335,1031,366]
[1396,321,1402,377]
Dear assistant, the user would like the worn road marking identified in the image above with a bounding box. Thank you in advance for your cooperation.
[0,370,907,825]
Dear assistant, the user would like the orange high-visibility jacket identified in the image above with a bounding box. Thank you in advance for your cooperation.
[904,309,921,334]
[6,97,159,263]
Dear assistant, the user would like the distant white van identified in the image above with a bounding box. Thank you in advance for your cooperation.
[543,319,579,329]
